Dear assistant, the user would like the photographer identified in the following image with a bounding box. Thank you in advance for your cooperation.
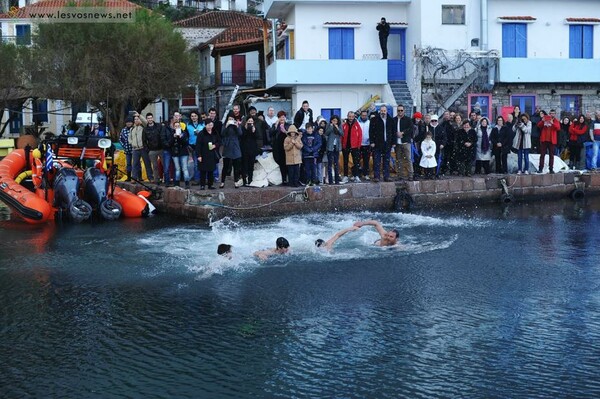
[376,17,390,59]
[512,113,532,174]
[241,114,260,186]
[536,109,560,174]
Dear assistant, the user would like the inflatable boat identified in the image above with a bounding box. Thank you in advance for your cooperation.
[0,136,151,224]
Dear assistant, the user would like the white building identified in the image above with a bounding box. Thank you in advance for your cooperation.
[264,0,600,120]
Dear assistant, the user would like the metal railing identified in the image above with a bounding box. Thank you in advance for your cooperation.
[200,70,261,88]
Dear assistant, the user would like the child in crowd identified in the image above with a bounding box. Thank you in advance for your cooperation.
[419,130,437,179]
[325,115,343,185]
[316,117,328,184]
[284,125,304,187]
[301,123,322,185]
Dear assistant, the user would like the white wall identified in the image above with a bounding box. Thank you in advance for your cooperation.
[417,0,481,51]
[292,3,409,60]
[293,84,389,118]
[488,0,600,59]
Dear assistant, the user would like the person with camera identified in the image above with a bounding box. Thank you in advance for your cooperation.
[512,113,532,174]
[187,111,204,185]
[537,109,560,173]
[376,17,390,59]
[220,116,243,188]
[326,115,343,185]
[568,115,589,170]
[168,121,190,187]
[241,112,260,186]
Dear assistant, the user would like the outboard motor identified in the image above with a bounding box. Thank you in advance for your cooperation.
[53,168,92,223]
[83,168,122,221]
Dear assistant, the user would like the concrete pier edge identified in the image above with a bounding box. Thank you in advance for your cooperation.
[120,172,600,221]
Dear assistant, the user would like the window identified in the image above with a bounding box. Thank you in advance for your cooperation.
[468,94,491,119]
[561,95,582,116]
[321,108,341,122]
[328,28,354,60]
[15,24,31,46]
[33,100,48,124]
[502,23,527,58]
[442,5,465,25]
[9,107,23,134]
[181,87,197,107]
[569,25,593,59]
[510,95,536,115]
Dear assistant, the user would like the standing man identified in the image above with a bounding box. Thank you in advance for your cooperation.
[130,112,154,182]
[293,100,314,130]
[394,105,414,181]
[357,109,371,180]
[144,113,164,185]
[264,106,278,130]
[187,111,204,185]
[341,111,363,183]
[537,109,560,173]
[430,115,447,177]
[376,17,390,59]
[118,116,134,181]
[369,105,395,182]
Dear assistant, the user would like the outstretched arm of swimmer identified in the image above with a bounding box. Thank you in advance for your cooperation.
[254,249,273,261]
[324,226,359,249]
[353,220,387,239]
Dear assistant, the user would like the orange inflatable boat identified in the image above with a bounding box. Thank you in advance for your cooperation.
[0,136,151,224]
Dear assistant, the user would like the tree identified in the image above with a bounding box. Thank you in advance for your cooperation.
[0,42,33,137]
[33,8,198,139]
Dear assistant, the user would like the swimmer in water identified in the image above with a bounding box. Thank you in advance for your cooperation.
[315,226,359,251]
[217,243,233,259]
[254,237,290,260]
[353,220,399,246]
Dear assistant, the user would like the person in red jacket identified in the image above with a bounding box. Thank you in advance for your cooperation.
[342,111,363,183]
[537,109,561,173]
[568,115,589,170]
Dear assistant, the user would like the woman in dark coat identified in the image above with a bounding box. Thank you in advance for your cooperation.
[270,111,291,184]
[490,115,513,173]
[241,116,260,186]
[454,119,477,176]
[195,120,221,189]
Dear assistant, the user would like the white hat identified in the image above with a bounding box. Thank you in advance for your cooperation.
[430,114,439,121]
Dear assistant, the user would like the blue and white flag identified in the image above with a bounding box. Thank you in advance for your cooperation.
[44,145,54,172]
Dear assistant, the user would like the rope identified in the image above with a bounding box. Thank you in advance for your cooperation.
[504,174,518,188]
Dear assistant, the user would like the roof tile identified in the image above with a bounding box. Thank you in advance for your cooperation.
[498,16,537,21]
[566,17,600,23]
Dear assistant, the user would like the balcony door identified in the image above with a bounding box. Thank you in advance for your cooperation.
[232,55,246,85]
[387,29,406,81]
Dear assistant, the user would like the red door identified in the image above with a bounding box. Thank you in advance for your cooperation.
[231,55,246,85]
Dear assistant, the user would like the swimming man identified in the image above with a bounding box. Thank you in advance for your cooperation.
[254,237,290,260]
[315,226,359,251]
[353,220,399,246]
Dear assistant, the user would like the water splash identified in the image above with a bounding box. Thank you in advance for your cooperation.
[136,212,473,279]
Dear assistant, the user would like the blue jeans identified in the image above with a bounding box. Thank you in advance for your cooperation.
[327,151,340,184]
[592,141,600,169]
[162,150,172,184]
[173,154,190,182]
[373,147,391,180]
[125,152,132,173]
[188,149,200,182]
[316,161,323,183]
[303,158,317,183]
[518,149,530,172]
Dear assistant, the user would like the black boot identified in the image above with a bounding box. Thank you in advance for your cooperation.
[125,172,131,182]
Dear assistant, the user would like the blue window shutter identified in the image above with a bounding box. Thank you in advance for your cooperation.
[583,25,593,59]
[515,24,527,58]
[321,109,332,122]
[329,29,342,59]
[502,24,516,58]
[341,28,354,59]
[570,25,582,58]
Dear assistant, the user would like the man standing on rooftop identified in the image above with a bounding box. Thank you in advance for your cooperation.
[377,17,390,59]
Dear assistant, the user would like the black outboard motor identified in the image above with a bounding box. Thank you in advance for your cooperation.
[84,168,122,220]
[53,167,92,223]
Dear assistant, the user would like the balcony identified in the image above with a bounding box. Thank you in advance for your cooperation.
[498,58,600,83]
[266,59,387,88]
[200,70,261,88]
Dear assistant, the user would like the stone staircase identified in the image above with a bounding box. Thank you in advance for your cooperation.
[389,80,413,109]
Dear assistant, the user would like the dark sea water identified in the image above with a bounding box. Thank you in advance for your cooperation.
[1,199,600,398]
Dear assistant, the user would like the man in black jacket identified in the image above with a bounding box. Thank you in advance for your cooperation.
[376,17,390,59]
[394,105,414,180]
[144,113,164,184]
[293,100,313,129]
[369,105,395,182]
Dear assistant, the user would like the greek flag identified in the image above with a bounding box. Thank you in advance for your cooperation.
[45,145,54,172]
